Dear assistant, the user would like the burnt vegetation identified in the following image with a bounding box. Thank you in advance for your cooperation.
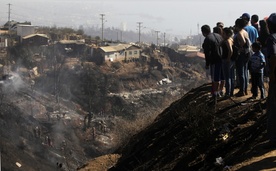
[109,84,268,171]
[1,25,270,170]
[1,28,210,171]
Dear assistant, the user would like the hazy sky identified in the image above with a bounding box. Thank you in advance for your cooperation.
[0,0,276,38]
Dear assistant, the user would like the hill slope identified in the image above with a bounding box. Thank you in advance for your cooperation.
[107,83,270,171]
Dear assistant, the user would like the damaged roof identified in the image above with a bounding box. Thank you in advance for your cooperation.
[100,44,140,53]
[22,34,49,39]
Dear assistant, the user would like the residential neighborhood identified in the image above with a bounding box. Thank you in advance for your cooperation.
[0,1,276,171]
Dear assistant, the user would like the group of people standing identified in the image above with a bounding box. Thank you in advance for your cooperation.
[201,12,276,147]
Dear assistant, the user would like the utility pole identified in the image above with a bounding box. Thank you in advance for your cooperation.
[163,32,166,47]
[100,14,105,42]
[198,22,202,49]
[7,3,11,75]
[137,22,143,45]
[155,30,160,46]
[121,30,123,42]
[8,3,11,29]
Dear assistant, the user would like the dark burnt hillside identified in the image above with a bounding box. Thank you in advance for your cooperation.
[109,83,268,171]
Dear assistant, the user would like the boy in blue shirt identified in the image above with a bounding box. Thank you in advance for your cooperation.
[249,42,266,99]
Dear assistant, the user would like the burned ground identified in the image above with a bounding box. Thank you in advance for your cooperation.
[107,83,269,171]
[1,47,273,170]
[0,48,209,170]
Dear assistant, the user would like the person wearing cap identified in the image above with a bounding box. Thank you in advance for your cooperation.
[265,13,276,148]
[241,13,259,43]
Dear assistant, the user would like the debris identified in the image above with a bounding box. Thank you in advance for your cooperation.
[16,162,22,167]
[222,133,229,141]
[215,157,224,165]
[223,165,232,170]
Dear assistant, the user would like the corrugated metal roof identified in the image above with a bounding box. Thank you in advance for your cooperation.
[58,39,85,45]
[22,34,49,39]
[178,45,200,52]
[0,30,9,35]
[100,44,136,52]
[100,46,117,52]
[186,52,205,58]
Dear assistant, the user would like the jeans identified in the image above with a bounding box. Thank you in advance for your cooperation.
[222,60,235,96]
[251,72,265,98]
[267,82,276,142]
[236,53,248,93]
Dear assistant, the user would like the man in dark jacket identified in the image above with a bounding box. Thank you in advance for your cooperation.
[201,24,224,103]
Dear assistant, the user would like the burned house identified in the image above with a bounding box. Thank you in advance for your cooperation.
[22,34,49,46]
[55,40,86,56]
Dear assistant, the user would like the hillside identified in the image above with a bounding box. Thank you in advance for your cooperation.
[106,83,270,171]
[0,47,209,170]
[78,82,273,171]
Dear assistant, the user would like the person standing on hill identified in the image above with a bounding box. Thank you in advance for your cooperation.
[251,14,260,33]
[213,26,225,95]
[248,42,266,99]
[221,27,235,97]
[201,25,224,103]
[241,13,259,43]
[258,19,270,78]
[234,18,251,97]
[265,13,276,147]
[216,22,224,29]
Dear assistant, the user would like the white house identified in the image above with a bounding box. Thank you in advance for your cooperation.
[0,30,8,48]
[99,44,141,62]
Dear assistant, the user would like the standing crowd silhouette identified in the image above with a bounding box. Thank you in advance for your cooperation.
[201,12,276,148]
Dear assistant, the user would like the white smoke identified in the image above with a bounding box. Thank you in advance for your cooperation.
[121,22,127,31]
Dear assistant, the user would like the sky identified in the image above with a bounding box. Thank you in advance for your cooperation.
[0,0,276,38]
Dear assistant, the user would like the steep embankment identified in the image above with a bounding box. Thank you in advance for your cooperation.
[107,83,269,171]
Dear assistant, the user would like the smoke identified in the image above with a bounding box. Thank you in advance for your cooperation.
[121,22,127,31]
[0,72,28,94]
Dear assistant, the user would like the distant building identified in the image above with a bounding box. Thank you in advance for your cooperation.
[22,34,49,46]
[96,44,141,62]
[177,45,200,54]
[0,30,8,48]
[55,39,86,56]
[17,25,35,38]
